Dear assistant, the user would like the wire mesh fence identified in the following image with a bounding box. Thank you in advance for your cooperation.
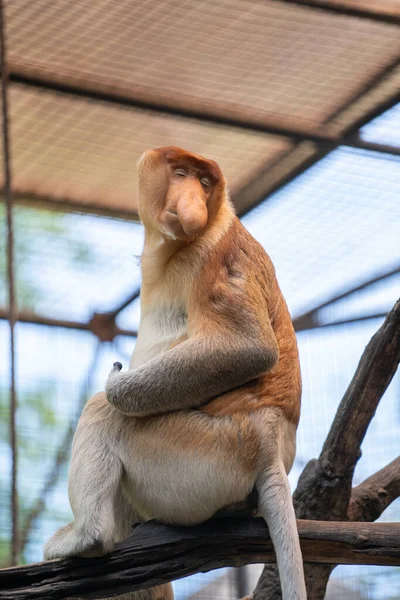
[1,1,400,598]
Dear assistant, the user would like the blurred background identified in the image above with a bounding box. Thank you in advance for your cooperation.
[0,1,399,598]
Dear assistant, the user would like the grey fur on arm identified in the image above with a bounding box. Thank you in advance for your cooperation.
[105,337,278,416]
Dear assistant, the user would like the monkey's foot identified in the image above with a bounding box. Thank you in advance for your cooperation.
[44,523,113,560]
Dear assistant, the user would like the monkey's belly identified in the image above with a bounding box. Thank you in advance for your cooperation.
[117,411,258,526]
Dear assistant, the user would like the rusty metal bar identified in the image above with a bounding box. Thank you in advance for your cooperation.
[0,0,18,565]
[0,304,392,336]
[0,309,138,338]
[108,287,141,318]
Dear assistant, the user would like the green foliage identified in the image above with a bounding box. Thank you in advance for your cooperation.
[0,383,69,565]
[0,204,94,311]
[0,204,96,563]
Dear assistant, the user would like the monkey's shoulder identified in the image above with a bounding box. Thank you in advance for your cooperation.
[202,218,276,286]
[192,218,280,314]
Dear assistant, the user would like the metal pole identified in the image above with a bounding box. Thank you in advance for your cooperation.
[0,0,18,565]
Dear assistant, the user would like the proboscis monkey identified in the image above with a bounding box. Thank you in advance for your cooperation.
[44,147,306,600]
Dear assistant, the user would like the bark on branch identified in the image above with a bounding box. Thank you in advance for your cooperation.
[320,298,400,479]
[349,456,400,522]
[293,299,400,522]
[1,518,400,600]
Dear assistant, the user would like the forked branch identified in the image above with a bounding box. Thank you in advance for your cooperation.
[349,455,400,522]
[258,300,400,599]
[320,298,400,479]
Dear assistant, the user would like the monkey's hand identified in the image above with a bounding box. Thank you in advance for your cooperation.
[106,362,130,410]
[106,361,148,416]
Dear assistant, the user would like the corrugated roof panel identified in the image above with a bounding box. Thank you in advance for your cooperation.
[6,0,400,130]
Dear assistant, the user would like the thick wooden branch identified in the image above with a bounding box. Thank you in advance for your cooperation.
[293,299,400,521]
[349,456,400,522]
[320,298,400,479]
[1,518,400,600]
[257,300,400,599]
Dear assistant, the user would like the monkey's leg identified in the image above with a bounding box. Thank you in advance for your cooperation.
[44,393,174,600]
[256,465,306,600]
[44,414,123,560]
[47,472,174,599]
[66,493,174,600]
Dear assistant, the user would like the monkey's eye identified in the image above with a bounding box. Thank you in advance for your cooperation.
[174,168,187,177]
[200,177,211,188]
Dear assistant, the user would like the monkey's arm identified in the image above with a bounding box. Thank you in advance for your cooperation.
[106,337,277,416]
[105,290,278,416]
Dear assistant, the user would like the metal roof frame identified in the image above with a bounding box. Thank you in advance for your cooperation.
[1,0,400,334]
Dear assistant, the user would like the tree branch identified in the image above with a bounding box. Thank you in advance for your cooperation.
[293,301,400,523]
[1,518,400,600]
[320,298,400,479]
[348,456,400,522]
[257,300,400,599]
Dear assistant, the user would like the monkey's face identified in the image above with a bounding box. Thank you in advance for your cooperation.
[137,146,225,242]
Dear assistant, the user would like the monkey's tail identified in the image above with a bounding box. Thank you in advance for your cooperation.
[256,466,307,600]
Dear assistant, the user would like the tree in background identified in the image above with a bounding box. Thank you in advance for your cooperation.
[0,205,96,565]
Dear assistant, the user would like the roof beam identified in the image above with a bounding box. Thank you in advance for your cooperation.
[342,88,400,138]
[345,136,400,157]
[3,134,397,222]
[9,69,338,145]
[9,70,400,154]
[294,312,388,332]
[273,0,400,25]
[292,264,400,331]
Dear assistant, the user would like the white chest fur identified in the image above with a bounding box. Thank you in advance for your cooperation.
[129,306,187,369]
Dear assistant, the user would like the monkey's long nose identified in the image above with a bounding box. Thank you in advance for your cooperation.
[176,194,208,237]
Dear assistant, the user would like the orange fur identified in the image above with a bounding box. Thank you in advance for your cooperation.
[194,218,301,424]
